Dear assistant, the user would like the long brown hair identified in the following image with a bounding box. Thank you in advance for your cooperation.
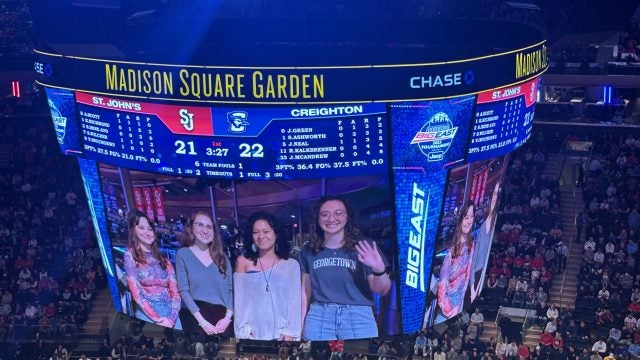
[127,210,168,270]
[181,210,228,276]
[308,195,362,253]
[451,201,475,258]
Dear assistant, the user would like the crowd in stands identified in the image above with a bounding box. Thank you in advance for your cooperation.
[477,142,563,322]
[569,133,640,359]
[378,133,636,360]
[616,21,640,63]
[0,0,33,69]
[0,98,106,359]
[2,1,640,359]
[1,85,43,115]
[98,322,221,360]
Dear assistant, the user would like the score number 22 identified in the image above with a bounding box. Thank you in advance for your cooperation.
[175,140,264,158]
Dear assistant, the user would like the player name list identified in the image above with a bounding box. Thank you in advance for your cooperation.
[79,108,159,165]
[468,96,529,157]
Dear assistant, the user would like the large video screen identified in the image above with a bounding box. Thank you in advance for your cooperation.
[423,156,507,326]
[99,163,398,339]
[45,75,538,339]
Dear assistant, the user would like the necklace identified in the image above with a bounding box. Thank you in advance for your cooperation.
[258,257,278,292]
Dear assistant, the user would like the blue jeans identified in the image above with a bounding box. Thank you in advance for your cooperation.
[303,303,378,340]
[135,308,182,330]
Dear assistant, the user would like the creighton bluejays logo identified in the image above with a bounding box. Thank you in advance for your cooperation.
[410,112,458,162]
[48,99,67,144]
[227,111,250,133]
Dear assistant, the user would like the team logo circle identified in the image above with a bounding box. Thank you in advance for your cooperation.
[410,112,458,162]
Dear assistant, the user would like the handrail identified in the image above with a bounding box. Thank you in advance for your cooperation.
[102,293,114,341]
[559,136,568,157]
[556,138,568,185]
[555,139,571,302]
[585,141,595,180]
[495,306,503,340]
[521,306,529,335]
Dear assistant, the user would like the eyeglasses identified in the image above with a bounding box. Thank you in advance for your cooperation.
[194,222,214,231]
[136,225,153,232]
[319,210,347,219]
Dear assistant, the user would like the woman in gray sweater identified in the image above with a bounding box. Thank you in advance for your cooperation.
[176,210,233,336]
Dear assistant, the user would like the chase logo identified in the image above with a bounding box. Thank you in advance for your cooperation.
[409,70,474,89]
[227,111,250,133]
[48,99,67,144]
[410,112,458,162]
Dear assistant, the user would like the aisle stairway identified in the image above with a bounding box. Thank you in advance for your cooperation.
[218,338,238,359]
[542,153,561,179]
[522,157,585,349]
[142,322,237,359]
[83,289,112,336]
[547,169,584,308]
[72,289,112,356]
[479,320,499,343]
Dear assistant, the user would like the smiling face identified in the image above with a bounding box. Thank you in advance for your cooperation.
[192,214,214,246]
[134,216,155,250]
[318,200,348,236]
[461,204,475,235]
[252,219,276,255]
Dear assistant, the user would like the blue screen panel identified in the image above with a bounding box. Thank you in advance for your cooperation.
[393,171,447,333]
[390,97,475,171]
[78,158,121,312]
[389,99,473,333]
[45,87,82,155]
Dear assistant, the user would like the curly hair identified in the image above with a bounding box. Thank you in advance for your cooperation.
[307,195,362,253]
[181,211,228,277]
[242,211,290,264]
[127,210,168,270]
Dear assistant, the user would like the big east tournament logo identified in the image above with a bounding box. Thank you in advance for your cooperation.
[48,99,67,144]
[410,112,458,162]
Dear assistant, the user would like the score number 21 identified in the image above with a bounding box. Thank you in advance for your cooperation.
[175,140,264,158]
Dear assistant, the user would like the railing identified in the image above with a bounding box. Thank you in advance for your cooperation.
[0,323,79,343]
[552,138,592,310]
[100,294,113,340]
[521,307,530,336]
[557,138,569,186]
[495,306,503,341]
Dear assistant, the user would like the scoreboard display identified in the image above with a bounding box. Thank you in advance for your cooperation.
[468,79,538,161]
[50,78,539,182]
[37,17,547,338]
[73,92,388,179]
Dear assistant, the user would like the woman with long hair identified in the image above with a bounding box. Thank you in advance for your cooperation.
[437,201,475,318]
[123,210,180,328]
[299,195,391,340]
[234,211,301,340]
[175,210,233,336]
[470,181,501,301]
